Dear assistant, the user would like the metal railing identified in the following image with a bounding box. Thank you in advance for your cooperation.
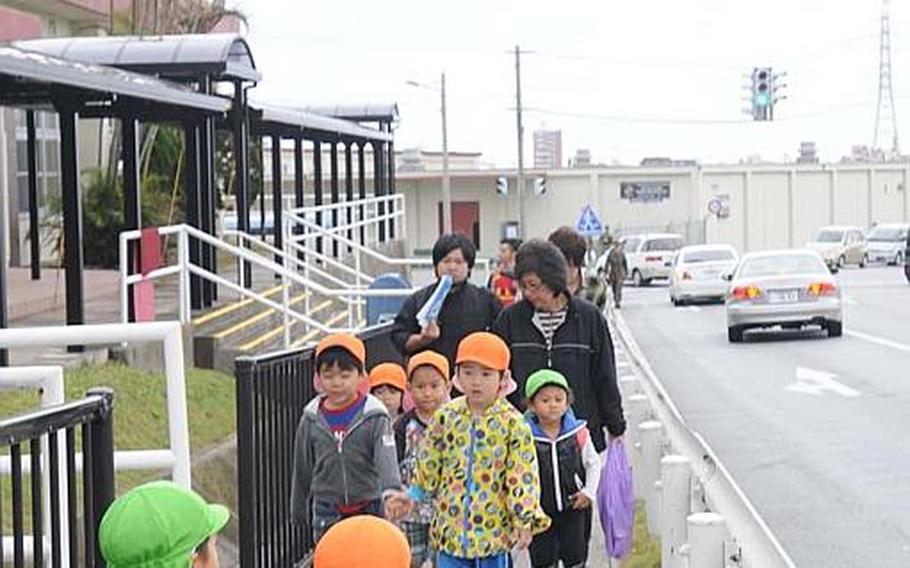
[1,388,115,568]
[234,324,401,568]
[610,308,796,567]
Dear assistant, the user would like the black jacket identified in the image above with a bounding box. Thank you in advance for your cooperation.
[493,296,626,451]
[391,280,501,371]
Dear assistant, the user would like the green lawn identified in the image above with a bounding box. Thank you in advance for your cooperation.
[625,500,661,567]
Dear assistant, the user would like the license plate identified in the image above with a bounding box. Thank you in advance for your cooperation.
[768,290,799,304]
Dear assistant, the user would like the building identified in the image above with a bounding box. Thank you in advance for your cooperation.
[797,141,819,164]
[571,148,592,168]
[533,127,562,169]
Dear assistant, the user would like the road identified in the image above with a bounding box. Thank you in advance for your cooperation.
[618,265,910,568]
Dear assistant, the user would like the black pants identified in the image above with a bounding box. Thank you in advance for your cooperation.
[609,279,623,307]
[529,508,592,568]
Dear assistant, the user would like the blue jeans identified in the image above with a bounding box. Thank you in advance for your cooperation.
[436,551,511,568]
[311,498,383,543]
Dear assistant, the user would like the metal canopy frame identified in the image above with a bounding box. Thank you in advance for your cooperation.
[0,45,228,356]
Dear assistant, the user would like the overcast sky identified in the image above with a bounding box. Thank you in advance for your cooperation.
[240,0,910,167]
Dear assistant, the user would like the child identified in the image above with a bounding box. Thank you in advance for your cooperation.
[393,332,550,568]
[370,362,407,422]
[524,369,601,568]
[99,481,229,568]
[394,350,451,567]
[290,333,402,543]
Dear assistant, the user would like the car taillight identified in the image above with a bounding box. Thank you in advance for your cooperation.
[645,256,662,262]
[731,285,762,300]
[808,282,837,296]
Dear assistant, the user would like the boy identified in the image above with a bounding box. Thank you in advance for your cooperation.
[98,480,229,568]
[370,361,407,422]
[394,350,451,567]
[524,369,601,568]
[392,332,550,568]
[290,333,402,543]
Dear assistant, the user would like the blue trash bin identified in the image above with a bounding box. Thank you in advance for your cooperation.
[366,273,411,326]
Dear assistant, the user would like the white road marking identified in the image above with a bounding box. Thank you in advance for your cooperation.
[682,306,701,312]
[785,366,860,398]
[845,329,910,354]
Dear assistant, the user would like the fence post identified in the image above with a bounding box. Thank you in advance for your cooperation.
[87,387,115,567]
[282,217,291,349]
[178,228,189,324]
[624,393,649,477]
[235,359,257,568]
[659,455,691,568]
[683,512,727,568]
[638,420,663,537]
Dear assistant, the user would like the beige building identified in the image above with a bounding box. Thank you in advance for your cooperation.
[397,163,910,258]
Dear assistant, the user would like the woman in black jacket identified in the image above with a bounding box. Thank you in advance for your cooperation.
[493,239,626,453]
[391,233,501,371]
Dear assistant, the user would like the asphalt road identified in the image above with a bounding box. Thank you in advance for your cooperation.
[618,265,910,568]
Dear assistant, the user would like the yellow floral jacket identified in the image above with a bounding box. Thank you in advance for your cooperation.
[408,396,551,559]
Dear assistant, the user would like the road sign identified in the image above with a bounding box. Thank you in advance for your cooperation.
[575,204,604,237]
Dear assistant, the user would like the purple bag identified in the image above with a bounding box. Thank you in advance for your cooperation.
[597,438,635,559]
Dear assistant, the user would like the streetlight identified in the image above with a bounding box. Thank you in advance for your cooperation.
[406,73,451,234]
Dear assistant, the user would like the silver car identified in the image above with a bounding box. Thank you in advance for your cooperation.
[865,223,909,265]
[725,250,843,343]
[669,244,739,305]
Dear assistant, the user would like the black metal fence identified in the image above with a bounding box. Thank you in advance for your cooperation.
[0,388,115,568]
[235,324,401,568]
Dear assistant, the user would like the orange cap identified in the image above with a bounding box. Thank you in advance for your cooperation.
[313,515,410,568]
[406,351,451,382]
[315,333,366,366]
[455,332,511,371]
[369,363,407,392]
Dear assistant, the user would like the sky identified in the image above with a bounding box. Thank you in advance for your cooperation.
[239,0,910,167]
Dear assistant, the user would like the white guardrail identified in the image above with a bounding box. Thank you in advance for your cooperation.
[609,307,796,568]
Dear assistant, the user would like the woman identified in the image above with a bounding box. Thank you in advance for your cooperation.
[391,233,501,371]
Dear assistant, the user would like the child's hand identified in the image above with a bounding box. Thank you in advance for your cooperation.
[513,527,532,550]
[570,492,592,510]
[384,491,413,522]
[421,321,440,343]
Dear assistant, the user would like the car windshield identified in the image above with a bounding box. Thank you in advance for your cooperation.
[683,249,735,263]
[738,254,828,277]
[648,238,683,251]
[812,229,844,243]
[867,226,908,242]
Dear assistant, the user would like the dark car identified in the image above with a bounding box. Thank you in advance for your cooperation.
[905,230,910,284]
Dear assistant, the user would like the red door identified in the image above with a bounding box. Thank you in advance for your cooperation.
[438,201,480,249]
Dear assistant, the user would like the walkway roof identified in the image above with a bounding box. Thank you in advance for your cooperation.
[300,103,399,124]
[0,45,230,113]
[13,33,260,82]
[251,103,393,142]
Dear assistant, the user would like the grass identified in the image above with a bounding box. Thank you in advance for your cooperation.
[624,500,662,567]
[1,362,236,531]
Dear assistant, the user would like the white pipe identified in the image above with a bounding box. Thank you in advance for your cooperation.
[638,420,663,538]
[682,512,728,568]
[625,393,650,478]
[660,455,692,568]
[120,231,129,324]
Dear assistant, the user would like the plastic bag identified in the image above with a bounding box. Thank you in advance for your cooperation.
[597,437,635,559]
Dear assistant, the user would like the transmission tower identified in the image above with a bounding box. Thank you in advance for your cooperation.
[874,0,899,157]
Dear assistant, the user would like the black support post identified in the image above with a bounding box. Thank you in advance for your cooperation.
[387,136,396,239]
[87,387,115,566]
[232,81,252,288]
[358,143,366,247]
[271,134,283,266]
[294,137,305,263]
[313,139,323,256]
[330,140,339,258]
[122,117,141,322]
[59,110,84,350]
[374,141,386,242]
[199,84,216,307]
[26,111,40,280]
[184,122,202,311]
[344,142,354,252]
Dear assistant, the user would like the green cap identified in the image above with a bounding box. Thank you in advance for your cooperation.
[525,369,570,399]
[99,481,230,568]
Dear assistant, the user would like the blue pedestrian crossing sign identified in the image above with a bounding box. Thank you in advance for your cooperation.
[575,204,604,237]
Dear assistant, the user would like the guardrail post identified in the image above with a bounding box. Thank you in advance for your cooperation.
[618,373,641,400]
[87,387,115,566]
[638,420,663,537]
[660,455,691,568]
[683,512,727,568]
[624,393,649,476]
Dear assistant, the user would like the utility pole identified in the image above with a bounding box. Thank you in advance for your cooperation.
[515,45,526,238]
[441,72,452,234]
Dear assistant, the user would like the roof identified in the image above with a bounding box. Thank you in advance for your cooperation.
[251,103,393,142]
[13,33,260,82]
[0,45,230,113]
[300,103,399,123]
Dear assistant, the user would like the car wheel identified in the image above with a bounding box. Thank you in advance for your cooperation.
[727,325,744,343]
[632,269,643,287]
[896,251,905,266]
[672,296,682,307]
[827,320,843,338]
[837,255,846,268]
[859,254,867,268]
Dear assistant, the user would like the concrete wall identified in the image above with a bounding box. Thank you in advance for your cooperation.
[398,163,910,257]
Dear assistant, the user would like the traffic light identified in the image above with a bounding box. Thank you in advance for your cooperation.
[751,67,772,121]
[532,177,546,196]
[496,176,508,196]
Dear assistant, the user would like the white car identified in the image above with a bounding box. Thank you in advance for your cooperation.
[604,233,684,286]
[865,223,909,265]
[669,244,739,305]
[725,249,843,343]
[805,225,867,269]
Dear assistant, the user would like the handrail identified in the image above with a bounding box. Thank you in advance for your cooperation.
[287,193,404,216]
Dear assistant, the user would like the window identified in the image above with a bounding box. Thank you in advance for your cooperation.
[812,229,844,243]
[739,254,828,277]
[623,237,641,252]
[644,237,683,252]
[14,112,60,214]
[683,249,735,263]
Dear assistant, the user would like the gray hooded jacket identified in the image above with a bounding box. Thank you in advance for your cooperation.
[290,393,401,526]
